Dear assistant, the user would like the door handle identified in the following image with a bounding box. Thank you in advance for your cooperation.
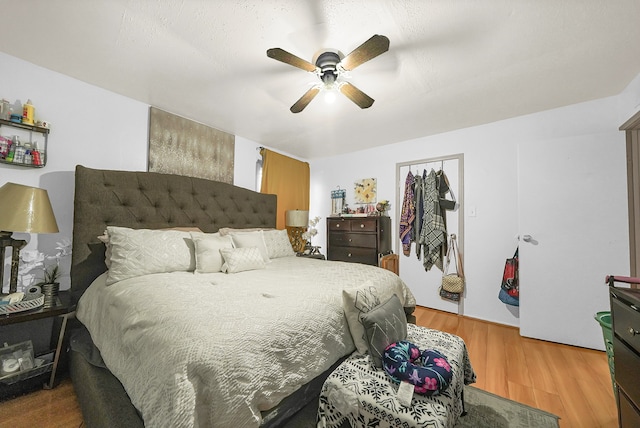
[522,234,532,242]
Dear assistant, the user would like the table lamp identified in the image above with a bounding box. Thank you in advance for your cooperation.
[0,182,59,294]
[285,210,309,253]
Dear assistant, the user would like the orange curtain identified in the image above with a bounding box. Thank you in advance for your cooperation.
[260,148,310,229]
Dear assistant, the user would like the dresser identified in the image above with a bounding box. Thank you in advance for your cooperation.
[610,286,640,427]
[326,216,391,266]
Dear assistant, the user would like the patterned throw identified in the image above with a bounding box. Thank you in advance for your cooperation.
[399,171,415,256]
[420,169,447,271]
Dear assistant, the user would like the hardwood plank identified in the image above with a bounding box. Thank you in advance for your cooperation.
[0,305,618,428]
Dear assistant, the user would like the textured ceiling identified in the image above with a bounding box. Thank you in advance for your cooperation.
[1,0,639,159]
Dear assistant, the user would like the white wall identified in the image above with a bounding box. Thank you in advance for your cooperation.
[0,53,262,291]
[311,90,636,334]
[3,50,639,343]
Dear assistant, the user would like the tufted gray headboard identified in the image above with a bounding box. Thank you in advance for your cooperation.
[70,165,277,302]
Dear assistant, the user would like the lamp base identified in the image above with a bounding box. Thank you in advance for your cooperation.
[286,226,307,253]
[0,231,27,294]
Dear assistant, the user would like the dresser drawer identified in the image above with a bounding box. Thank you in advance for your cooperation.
[612,297,640,352]
[329,246,378,265]
[327,218,378,232]
[328,219,351,231]
[620,390,640,428]
[614,335,640,409]
[329,232,376,248]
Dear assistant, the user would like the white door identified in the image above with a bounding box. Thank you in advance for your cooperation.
[517,133,628,349]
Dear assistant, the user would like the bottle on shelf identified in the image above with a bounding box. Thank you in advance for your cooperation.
[0,99,9,120]
[5,138,16,162]
[31,142,42,166]
[23,142,32,165]
[0,136,8,159]
[13,138,25,163]
[22,100,34,126]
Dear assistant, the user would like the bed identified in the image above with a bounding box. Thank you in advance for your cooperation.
[68,165,417,428]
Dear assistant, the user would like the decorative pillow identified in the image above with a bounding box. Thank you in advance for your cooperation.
[343,280,402,354]
[229,231,270,262]
[191,233,234,273]
[219,247,266,273]
[383,342,453,396]
[99,227,202,269]
[360,294,408,368]
[105,226,196,285]
[262,229,295,259]
[218,227,271,236]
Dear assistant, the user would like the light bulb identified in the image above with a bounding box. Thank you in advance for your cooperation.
[324,90,337,104]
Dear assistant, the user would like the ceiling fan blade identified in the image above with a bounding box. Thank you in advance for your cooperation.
[267,48,317,72]
[340,34,390,71]
[339,83,374,109]
[290,87,320,113]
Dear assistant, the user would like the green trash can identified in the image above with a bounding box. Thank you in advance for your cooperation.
[595,311,616,395]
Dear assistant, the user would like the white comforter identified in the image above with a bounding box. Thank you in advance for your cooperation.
[76,256,416,428]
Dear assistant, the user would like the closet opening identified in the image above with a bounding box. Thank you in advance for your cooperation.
[395,154,465,315]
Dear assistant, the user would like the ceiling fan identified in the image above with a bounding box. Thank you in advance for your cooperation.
[266,34,390,113]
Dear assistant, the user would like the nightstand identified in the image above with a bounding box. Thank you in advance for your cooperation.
[0,290,74,399]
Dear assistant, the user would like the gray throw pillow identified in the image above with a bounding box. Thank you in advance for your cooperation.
[360,294,408,368]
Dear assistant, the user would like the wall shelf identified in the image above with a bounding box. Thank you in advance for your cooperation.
[0,118,50,168]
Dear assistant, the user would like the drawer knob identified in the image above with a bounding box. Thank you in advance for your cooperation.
[629,327,639,336]
[336,224,340,228]
[360,224,365,228]
[348,253,352,257]
[349,238,352,242]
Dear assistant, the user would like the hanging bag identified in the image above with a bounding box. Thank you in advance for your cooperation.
[498,247,519,306]
[500,248,519,298]
[441,234,465,293]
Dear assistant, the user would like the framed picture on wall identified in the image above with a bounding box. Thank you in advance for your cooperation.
[354,178,377,204]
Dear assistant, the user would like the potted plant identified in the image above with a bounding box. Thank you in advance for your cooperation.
[35,264,60,308]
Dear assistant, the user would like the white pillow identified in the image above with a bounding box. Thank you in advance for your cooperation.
[99,226,203,270]
[262,229,295,258]
[218,227,270,236]
[105,226,196,285]
[229,231,270,262]
[342,280,401,354]
[220,247,266,273]
[191,233,234,273]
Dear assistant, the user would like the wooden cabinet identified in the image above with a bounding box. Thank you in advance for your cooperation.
[327,216,390,266]
[610,287,640,427]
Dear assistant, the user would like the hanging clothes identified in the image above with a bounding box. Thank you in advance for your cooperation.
[413,170,425,260]
[419,169,447,271]
[399,171,416,256]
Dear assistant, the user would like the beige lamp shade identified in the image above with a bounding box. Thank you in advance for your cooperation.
[285,210,309,227]
[0,182,59,233]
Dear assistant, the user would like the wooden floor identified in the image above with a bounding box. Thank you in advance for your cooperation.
[0,306,617,427]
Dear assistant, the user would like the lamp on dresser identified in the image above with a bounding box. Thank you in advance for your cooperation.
[285,209,309,253]
[0,182,59,293]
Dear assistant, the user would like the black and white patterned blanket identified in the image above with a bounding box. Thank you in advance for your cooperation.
[318,324,476,428]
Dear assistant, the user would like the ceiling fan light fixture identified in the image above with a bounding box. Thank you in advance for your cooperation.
[324,88,337,104]
[266,35,389,113]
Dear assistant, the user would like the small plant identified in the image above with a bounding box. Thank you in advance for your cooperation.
[35,264,60,286]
